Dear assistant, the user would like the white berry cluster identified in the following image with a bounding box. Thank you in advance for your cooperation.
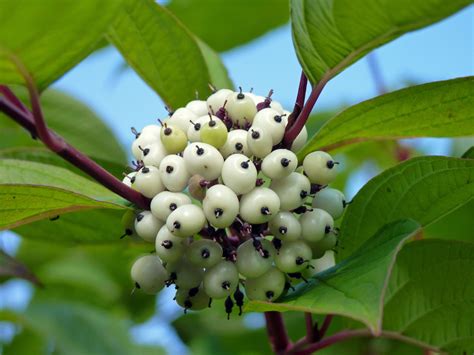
[121,88,346,317]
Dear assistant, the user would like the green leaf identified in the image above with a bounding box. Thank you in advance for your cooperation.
[0,159,126,230]
[0,250,41,285]
[0,0,121,90]
[23,301,149,355]
[167,0,289,52]
[108,0,220,108]
[299,77,474,157]
[0,89,127,168]
[339,156,474,260]
[424,200,474,242]
[16,236,156,321]
[291,0,471,84]
[14,209,130,244]
[383,239,474,354]
[246,220,421,333]
[462,146,474,159]
[196,39,234,90]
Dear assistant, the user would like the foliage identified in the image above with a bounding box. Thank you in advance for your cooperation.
[0,0,472,354]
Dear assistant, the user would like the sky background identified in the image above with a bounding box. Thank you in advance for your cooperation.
[0,4,473,354]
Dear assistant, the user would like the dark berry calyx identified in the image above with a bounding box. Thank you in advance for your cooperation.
[274,115,282,123]
[166,165,174,173]
[141,167,150,174]
[196,145,205,155]
[201,248,211,259]
[169,203,177,211]
[173,221,181,229]
[260,206,271,215]
[222,281,231,290]
[237,87,245,100]
[280,158,290,167]
[136,213,144,222]
[325,225,331,234]
[161,240,173,249]
[279,226,287,235]
[214,208,224,218]
[326,160,339,169]
[300,190,308,199]
[189,287,199,297]
[295,256,305,265]
[251,130,260,139]
[240,160,250,169]
[235,142,243,151]
[265,290,275,300]
[164,127,172,136]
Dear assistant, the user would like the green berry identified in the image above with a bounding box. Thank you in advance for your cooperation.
[245,267,286,302]
[200,115,228,148]
[131,255,168,294]
[160,124,187,154]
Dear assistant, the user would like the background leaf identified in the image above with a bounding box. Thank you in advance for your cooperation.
[383,239,474,354]
[299,77,474,157]
[167,0,289,52]
[0,88,127,169]
[246,220,420,333]
[338,156,474,260]
[196,39,234,90]
[291,0,471,84]
[0,0,121,90]
[0,160,126,230]
[108,0,230,108]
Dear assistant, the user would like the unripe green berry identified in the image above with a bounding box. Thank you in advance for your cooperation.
[303,151,339,185]
[236,238,275,278]
[186,239,223,268]
[312,188,346,220]
[160,124,187,154]
[175,286,211,311]
[131,255,168,294]
[268,212,302,241]
[274,240,312,273]
[245,267,286,302]
[203,260,239,299]
[300,208,334,243]
[200,115,228,148]
[270,172,310,211]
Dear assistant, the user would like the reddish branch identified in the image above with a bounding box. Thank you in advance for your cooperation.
[283,75,329,147]
[265,312,291,353]
[287,71,308,129]
[0,86,150,209]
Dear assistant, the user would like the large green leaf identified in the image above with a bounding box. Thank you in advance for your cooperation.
[15,209,130,244]
[339,156,474,260]
[167,0,289,52]
[291,0,471,84]
[0,89,127,168]
[0,0,121,90]
[383,239,474,354]
[108,0,224,108]
[246,220,420,333]
[299,77,474,157]
[0,159,126,230]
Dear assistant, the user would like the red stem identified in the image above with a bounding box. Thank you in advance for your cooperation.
[0,90,150,209]
[0,86,30,114]
[283,76,329,146]
[318,314,333,340]
[264,312,291,353]
[287,71,308,128]
[304,313,315,343]
[293,329,370,354]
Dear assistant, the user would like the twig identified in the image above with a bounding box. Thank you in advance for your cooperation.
[264,311,291,353]
[293,329,370,354]
[305,313,315,343]
[317,314,333,340]
[287,71,308,128]
[0,90,150,209]
[283,76,329,146]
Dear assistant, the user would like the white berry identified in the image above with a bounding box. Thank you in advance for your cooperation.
[269,212,302,241]
[131,255,167,294]
[300,208,334,243]
[312,188,346,220]
[261,149,298,180]
[134,210,163,243]
[132,166,165,198]
[166,204,206,238]
[303,151,339,185]
[183,142,224,180]
[220,154,257,195]
[150,191,192,221]
[270,172,310,211]
[239,187,280,224]
[158,155,190,192]
[203,184,239,228]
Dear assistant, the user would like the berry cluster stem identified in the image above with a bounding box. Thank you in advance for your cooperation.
[0,85,150,209]
[264,311,291,353]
